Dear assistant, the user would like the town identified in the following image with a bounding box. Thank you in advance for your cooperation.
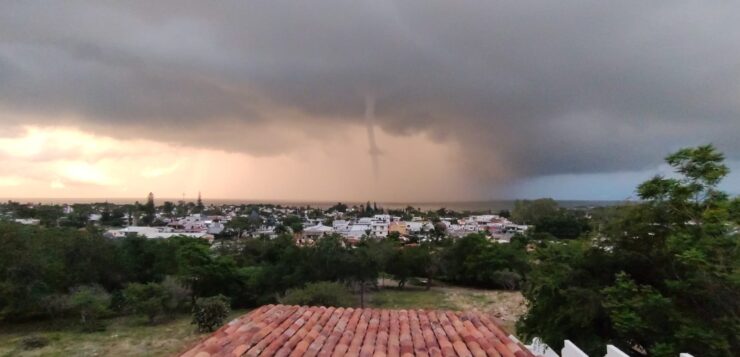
[2,1,738,355]
[3,195,530,244]
[0,146,735,357]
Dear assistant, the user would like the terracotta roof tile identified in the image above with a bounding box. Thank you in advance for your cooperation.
[301,307,339,357]
[180,305,535,357]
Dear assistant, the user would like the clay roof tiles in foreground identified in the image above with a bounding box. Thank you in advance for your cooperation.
[180,304,536,357]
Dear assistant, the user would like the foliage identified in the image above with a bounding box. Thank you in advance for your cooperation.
[281,215,303,233]
[511,199,559,225]
[194,193,205,214]
[349,242,381,306]
[161,276,192,312]
[387,246,430,288]
[512,199,590,239]
[0,223,118,321]
[123,278,189,324]
[440,234,529,289]
[290,222,303,233]
[19,335,49,350]
[280,281,354,307]
[0,309,245,356]
[0,226,231,321]
[140,192,156,226]
[124,282,165,324]
[191,295,230,332]
[68,285,111,331]
[328,202,348,213]
[226,216,251,238]
[517,240,613,353]
[518,145,740,356]
[489,270,523,290]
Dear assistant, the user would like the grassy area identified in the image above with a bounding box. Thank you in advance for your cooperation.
[0,310,247,357]
[368,284,526,334]
[0,286,524,356]
[368,288,456,310]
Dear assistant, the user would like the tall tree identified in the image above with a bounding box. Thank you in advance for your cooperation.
[511,198,559,225]
[142,192,156,226]
[161,201,175,218]
[195,192,204,214]
[226,216,251,239]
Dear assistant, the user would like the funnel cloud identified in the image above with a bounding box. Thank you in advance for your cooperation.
[365,95,381,180]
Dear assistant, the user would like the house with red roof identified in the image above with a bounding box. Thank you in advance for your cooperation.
[180,304,535,357]
[180,304,697,357]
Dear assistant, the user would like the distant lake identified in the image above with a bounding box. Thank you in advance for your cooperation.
[2,198,627,212]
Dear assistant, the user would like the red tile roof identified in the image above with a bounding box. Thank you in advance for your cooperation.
[180,304,536,357]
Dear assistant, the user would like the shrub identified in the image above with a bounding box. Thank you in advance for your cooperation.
[124,278,191,324]
[109,290,127,313]
[123,282,166,324]
[192,295,230,332]
[68,285,110,332]
[161,276,192,313]
[490,270,522,290]
[407,277,425,287]
[279,281,353,307]
[19,335,49,350]
[41,294,69,319]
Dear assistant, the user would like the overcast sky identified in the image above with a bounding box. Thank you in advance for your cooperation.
[1,1,739,202]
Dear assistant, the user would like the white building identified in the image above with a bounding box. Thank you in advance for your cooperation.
[303,223,334,240]
[105,226,212,241]
[405,221,434,234]
[345,224,371,240]
[169,214,208,232]
[207,220,225,235]
[14,218,40,225]
[332,220,351,236]
[105,226,172,238]
[369,214,390,238]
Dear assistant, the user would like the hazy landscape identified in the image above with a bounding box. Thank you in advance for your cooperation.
[1,2,738,357]
[0,199,624,212]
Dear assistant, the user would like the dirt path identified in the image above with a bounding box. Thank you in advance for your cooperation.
[435,286,527,332]
[374,279,527,334]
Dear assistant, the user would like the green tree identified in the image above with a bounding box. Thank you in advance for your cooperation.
[280,281,353,307]
[122,278,189,324]
[349,244,379,307]
[161,201,175,218]
[512,198,589,239]
[175,239,244,301]
[511,198,559,225]
[329,202,348,213]
[140,193,156,226]
[290,222,303,234]
[36,205,63,227]
[518,145,740,356]
[123,282,168,324]
[192,295,230,332]
[441,233,528,289]
[68,285,110,331]
[432,222,447,241]
[226,216,251,239]
[100,205,125,227]
[274,224,289,235]
[194,192,205,214]
[387,246,430,289]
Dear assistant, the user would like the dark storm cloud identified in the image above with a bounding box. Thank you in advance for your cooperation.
[1,1,739,178]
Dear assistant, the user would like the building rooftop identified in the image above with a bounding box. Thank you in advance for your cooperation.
[180,304,535,357]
